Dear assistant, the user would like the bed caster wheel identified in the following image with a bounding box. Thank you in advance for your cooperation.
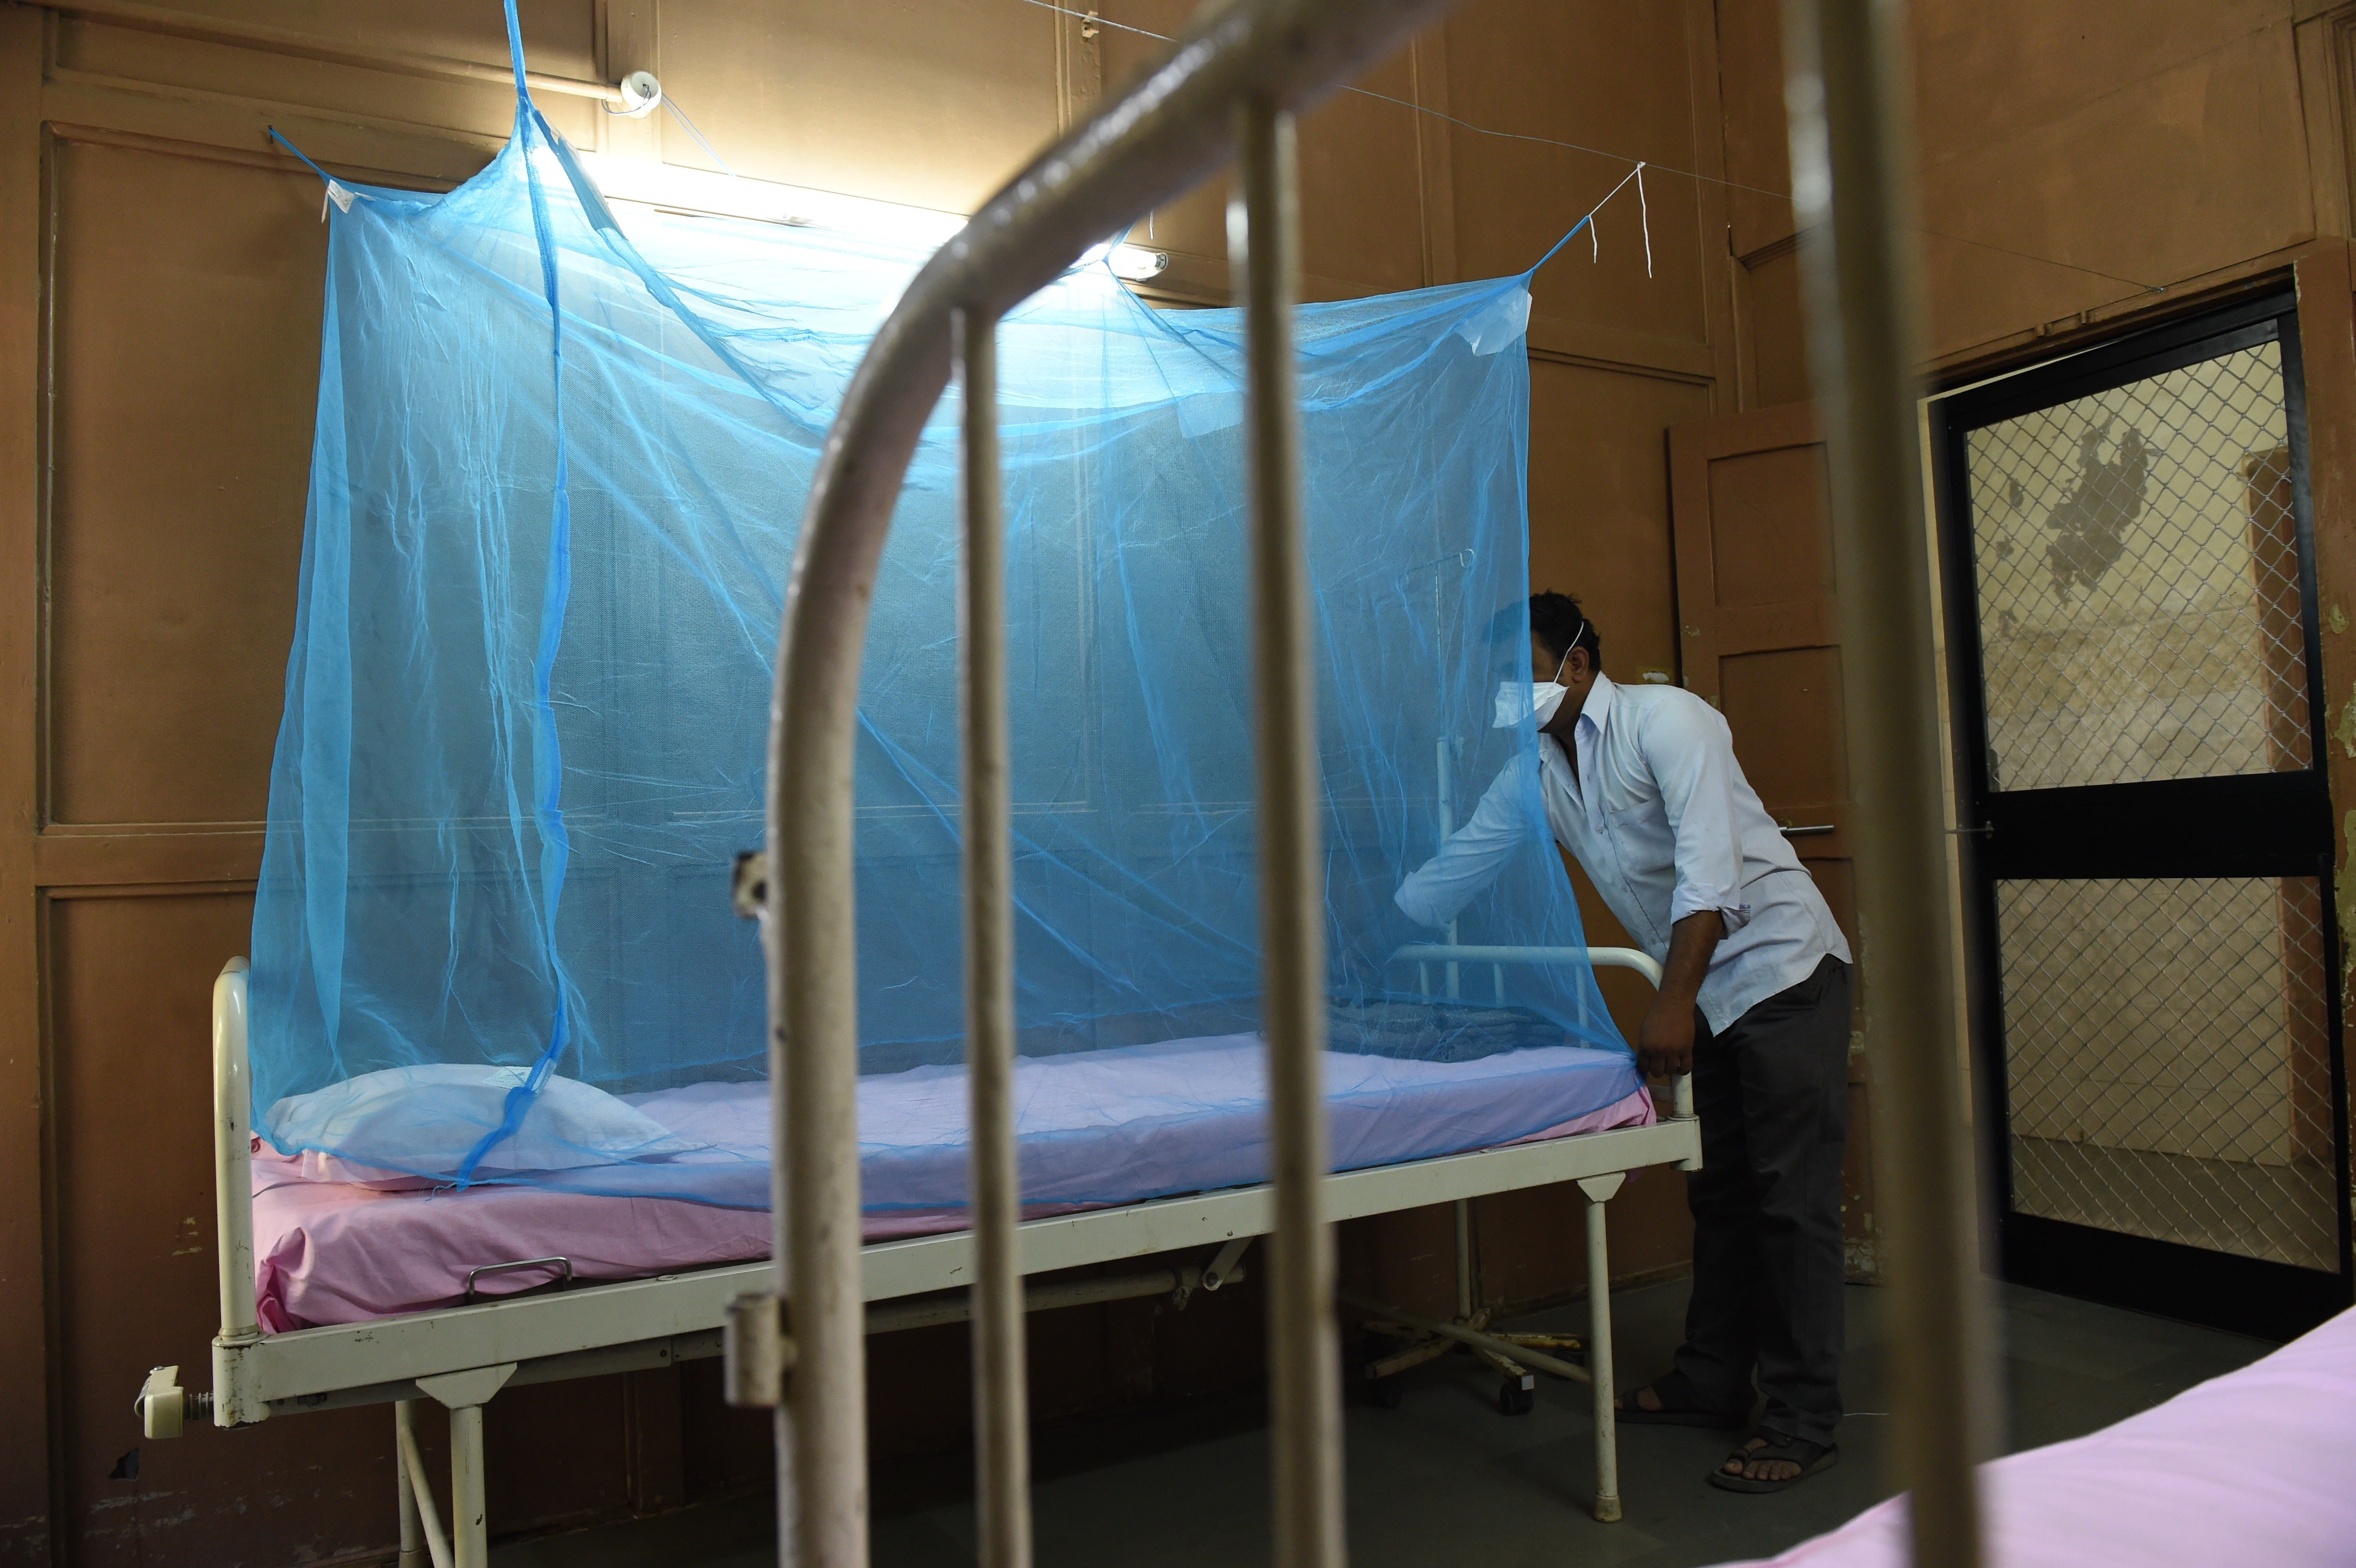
[1369,1375,1405,1410]
[1498,1376,1535,1416]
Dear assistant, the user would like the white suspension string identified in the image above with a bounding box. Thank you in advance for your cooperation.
[1636,162,1653,279]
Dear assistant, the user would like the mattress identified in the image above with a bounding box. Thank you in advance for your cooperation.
[254,1034,1650,1330]
[1714,1304,2356,1568]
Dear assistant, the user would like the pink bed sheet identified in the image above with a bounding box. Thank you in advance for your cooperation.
[252,1087,1655,1331]
[1714,1304,2356,1568]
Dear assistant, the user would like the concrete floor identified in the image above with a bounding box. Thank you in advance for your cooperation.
[496,1278,2275,1568]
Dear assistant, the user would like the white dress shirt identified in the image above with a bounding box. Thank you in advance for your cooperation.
[1396,671,1851,1034]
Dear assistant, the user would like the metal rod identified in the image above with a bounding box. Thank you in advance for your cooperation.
[1388,944,1697,1130]
[391,1394,450,1563]
[1782,3,1987,1565]
[958,306,1033,1568]
[450,1405,489,1568]
[1388,942,1663,985]
[866,1261,1241,1336]
[769,824,870,1568]
[394,1400,446,1568]
[1335,1290,1586,1384]
[770,6,1470,1562]
[213,960,258,1348]
[1453,1198,1474,1320]
[1239,95,1344,1568]
[1582,1187,1621,1523]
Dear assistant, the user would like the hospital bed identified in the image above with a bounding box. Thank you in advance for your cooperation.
[1714,1303,2356,1568]
[137,948,1699,1568]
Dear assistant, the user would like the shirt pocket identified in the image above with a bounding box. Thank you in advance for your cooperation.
[1599,784,1662,827]
[1600,793,1676,883]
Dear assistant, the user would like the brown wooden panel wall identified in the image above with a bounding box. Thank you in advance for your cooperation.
[0,0,1757,1559]
[1710,1,2356,1296]
[47,138,321,828]
[1719,0,2351,376]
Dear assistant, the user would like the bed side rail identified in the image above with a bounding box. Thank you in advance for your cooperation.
[142,956,260,1439]
[213,958,261,1418]
[1388,942,1697,1134]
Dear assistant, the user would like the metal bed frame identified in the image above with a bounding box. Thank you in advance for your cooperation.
[135,950,1694,1568]
[744,0,1976,1557]
[140,0,1982,1563]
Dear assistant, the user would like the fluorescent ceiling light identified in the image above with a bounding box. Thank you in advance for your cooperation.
[571,152,1167,280]
[1088,240,1174,281]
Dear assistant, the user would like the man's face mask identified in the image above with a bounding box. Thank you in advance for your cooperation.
[1492,634,1578,730]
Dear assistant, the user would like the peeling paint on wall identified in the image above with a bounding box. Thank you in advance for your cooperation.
[2339,693,2356,758]
[2331,602,2348,634]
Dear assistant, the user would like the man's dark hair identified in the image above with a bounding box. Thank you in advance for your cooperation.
[1527,590,1602,674]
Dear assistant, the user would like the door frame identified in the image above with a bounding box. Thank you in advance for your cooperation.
[1931,285,2356,1341]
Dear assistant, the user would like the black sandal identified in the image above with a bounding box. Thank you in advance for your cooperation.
[1614,1370,1748,1429]
[1706,1429,1841,1493]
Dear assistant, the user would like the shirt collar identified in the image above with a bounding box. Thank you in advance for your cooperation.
[1538,671,1615,785]
[1576,670,1618,739]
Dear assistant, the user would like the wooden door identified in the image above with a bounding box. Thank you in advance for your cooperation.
[1666,402,1877,1282]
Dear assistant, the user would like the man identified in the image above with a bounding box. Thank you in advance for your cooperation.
[1395,590,1853,1492]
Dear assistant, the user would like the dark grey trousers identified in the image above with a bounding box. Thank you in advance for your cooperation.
[1671,954,1851,1447]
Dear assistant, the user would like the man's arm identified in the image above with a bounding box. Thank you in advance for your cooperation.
[1640,699,1755,938]
[1634,699,1749,1078]
[1636,908,1722,1078]
[1394,751,1539,928]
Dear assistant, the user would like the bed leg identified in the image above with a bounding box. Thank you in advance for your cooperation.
[1578,1173,1626,1524]
[395,1400,427,1568]
[450,1405,488,1568]
[415,1363,515,1568]
[1453,1198,1474,1320]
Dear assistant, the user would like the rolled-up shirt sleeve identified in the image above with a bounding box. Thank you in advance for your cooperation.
[1639,700,1755,935]
[1395,751,1539,928]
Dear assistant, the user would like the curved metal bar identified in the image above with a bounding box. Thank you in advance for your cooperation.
[214,958,257,1346]
[461,1256,574,1305]
[766,3,1467,1562]
[1387,943,1695,1127]
[1388,942,1666,987]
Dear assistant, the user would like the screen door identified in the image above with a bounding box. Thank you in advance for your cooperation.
[1940,291,2354,1339]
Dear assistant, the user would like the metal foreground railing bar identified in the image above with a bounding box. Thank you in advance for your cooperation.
[758,5,1469,1566]
[1786,2,1989,1567]
[758,5,1981,1568]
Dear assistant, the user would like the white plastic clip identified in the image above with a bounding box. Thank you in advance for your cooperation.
[136,1365,185,1440]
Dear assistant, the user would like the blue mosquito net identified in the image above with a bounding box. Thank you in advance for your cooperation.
[249,76,1634,1212]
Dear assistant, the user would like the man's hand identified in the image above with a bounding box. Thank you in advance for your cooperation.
[1638,909,1722,1081]
[1636,1001,1695,1079]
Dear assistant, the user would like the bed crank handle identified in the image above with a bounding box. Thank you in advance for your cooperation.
[136,1365,213,1440]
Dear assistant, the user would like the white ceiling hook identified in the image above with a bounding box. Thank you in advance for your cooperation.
[614,70,663,119]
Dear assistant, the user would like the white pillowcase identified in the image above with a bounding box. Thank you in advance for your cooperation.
[269,1063,706,1180]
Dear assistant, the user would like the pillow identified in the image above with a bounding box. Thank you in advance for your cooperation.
[267,1063,707,1180]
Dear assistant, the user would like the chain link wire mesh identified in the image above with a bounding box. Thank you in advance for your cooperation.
[1966,337,2340,1272]
[1998,876,2338,1270]
[1965,342,2306,793]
